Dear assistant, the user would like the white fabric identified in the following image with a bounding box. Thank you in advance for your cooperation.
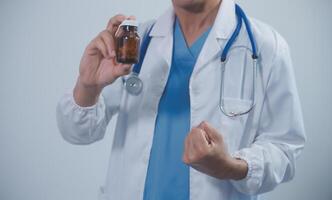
[56,0,306,199]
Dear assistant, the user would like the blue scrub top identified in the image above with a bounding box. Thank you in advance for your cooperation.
[143,18,211,200]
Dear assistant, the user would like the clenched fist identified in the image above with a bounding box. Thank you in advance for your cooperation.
[182,121,248,180]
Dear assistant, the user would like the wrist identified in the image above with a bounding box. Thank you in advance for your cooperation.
[227,157,248,180]
[73,78,102,107]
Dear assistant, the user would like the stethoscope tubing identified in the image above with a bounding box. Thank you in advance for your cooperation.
[126,4,259,117]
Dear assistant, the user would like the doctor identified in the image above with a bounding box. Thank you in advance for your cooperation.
[56,0,306,199]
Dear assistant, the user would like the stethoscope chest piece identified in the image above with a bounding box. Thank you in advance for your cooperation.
[125,73,143,95]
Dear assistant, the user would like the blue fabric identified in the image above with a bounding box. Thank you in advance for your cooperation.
[143,18,211,200]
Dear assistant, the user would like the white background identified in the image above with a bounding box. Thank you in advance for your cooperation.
[0,0,331,199]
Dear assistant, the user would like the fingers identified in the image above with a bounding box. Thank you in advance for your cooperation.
[127,15,136,20]
[112,64,132,77]
[107,14,126,34]
[99,30,116,57]
[183,121,225,165]
[87,29,116,59]
[92,37,109,59]
[198,121,223,143]
[88,14,137,58]
[106,14,137,35]
[191,128,211,160]
[183,128,211,164]
[194,128,210,147]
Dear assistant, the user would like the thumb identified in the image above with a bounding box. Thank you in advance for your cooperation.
[112,63,132,77]
[198,121,222,143]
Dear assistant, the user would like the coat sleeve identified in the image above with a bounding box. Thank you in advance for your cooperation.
[56,78,124,145]
[230,36,306,195]
[55,20,155,145]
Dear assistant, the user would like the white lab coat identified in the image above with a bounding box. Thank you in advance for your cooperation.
[56,0,306,199]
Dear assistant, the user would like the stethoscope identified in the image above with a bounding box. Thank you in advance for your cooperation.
[125,4,259,117]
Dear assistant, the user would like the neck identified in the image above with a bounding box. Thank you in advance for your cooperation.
[173,0,221,46]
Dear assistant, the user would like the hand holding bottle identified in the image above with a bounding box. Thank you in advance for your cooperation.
[74,15,136,107]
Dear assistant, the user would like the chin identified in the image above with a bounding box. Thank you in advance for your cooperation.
[172,0,206,12]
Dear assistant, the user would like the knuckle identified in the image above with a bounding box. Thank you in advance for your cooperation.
[187,154,196,164]
[191,128,201,135]
[111,14,125,23]
[91,37,98,43]
[103,31,116,44]
[182,155,189,164]
[100,32,113,44]
[192,127,200,132]
[103,30,112,37]
[188,149,205,163]
[185,133,193,141]
[94,36,103,44]
[99,30,108,37]
[196,148,207,159]
[114,13,125,18]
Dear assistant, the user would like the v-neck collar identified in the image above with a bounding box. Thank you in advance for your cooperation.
[174,18,212,60]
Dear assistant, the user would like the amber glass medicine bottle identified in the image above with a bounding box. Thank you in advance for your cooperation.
[115,20,140,64]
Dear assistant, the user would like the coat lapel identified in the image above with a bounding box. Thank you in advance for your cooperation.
[146,0,238,77]
[149,8,175,68]
[193,0,237,75]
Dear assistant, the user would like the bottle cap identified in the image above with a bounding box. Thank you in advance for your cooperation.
[119,19,139,27]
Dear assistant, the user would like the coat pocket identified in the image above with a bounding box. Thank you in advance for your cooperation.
[220,97,253,118]
[218,98,253,151]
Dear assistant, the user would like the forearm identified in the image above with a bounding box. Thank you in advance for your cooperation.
[73,78,102,107]
[227,157,248,180]
[208,156,248,181]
